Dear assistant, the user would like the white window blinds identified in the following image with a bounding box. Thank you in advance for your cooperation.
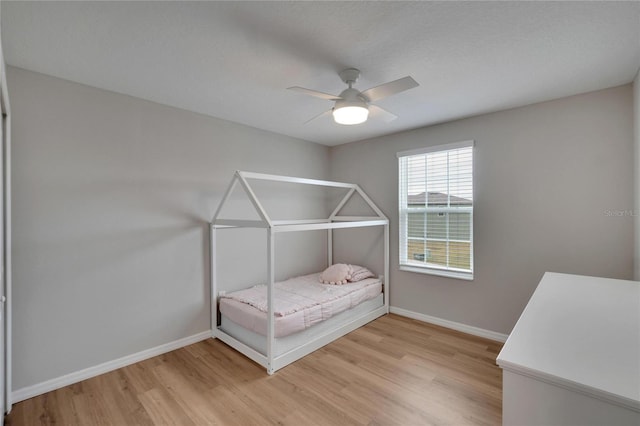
[398,141,474,280]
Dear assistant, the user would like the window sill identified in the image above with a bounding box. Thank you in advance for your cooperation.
[399,264,474,281]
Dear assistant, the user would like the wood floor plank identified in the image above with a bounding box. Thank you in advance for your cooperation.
[70,385,112,426]
[138,387,197,426]
[83,374,134,426]
[7,314,503,425]
[151,363,224,425]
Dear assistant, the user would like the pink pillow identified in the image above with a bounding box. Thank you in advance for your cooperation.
[348,265,375,282]
[319,264,352,285]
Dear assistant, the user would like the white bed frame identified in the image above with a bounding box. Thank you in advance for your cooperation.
[211,171,389,374]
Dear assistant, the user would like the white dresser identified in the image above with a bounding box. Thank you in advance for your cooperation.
[497,272,640,426]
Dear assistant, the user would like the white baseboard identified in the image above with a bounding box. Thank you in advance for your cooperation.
[390,306,509,343]
[11,330,212,404]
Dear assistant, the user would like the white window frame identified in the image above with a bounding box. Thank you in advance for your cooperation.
[397,140,474,281]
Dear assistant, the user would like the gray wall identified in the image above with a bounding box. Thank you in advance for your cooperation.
[8,67,330,390]
[634,69,640,281]
[329,85,634,334]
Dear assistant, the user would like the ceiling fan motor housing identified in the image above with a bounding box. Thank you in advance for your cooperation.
[336,87,368,109]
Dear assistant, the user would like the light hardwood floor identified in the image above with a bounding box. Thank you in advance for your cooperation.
[7,314,503,425]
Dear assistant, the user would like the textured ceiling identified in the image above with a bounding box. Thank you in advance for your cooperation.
[2,1,640,146]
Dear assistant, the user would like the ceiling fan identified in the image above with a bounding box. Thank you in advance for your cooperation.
[288,68,419,125]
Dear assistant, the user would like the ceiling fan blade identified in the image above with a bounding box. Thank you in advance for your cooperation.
[288,86,341,101]
[369,105,398,123]
[304,109,333,124]
[361,76,419,102]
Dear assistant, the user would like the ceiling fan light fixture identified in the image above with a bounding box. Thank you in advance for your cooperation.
[332,104,369,125]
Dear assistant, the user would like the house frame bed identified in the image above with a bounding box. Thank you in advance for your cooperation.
[211,171,389,374]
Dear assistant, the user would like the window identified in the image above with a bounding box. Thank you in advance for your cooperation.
[398,140,474,280]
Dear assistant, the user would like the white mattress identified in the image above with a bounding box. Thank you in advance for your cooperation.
[221,294,385,357]
[219,272,382,338]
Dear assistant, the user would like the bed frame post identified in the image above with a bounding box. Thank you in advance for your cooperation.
[384,223,390,314]
[210,223,217,337]
[266,227,275,374]
[327,229,333,266]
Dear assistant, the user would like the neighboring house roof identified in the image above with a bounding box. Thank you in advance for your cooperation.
[408,192,471,206]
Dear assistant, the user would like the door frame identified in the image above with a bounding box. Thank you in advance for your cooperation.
[0,40,12,415]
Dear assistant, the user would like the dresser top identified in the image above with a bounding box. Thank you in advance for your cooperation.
[497,272,640,411]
